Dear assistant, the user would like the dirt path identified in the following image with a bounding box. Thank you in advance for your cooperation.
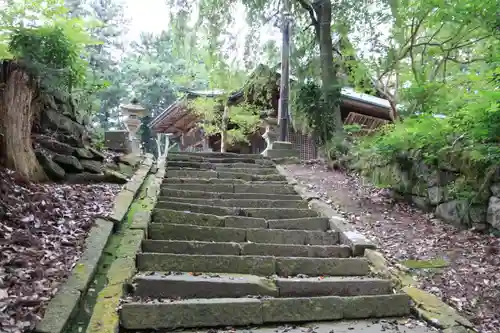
[284,162,500,333]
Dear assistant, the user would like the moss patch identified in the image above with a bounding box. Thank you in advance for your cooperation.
[402,258,449,269]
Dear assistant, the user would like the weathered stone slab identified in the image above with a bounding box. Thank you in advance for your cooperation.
[133,273,278,299]
[275,277,392,297]
[309,245,352,258]
[216,167,278,175]
[120,298,264,329]
[155,201,232,216]
[261,294,410,323]
[262,297,343,322]
[276,257,370,276]
[243,208,318,219]
[173,197,308,209]
[305,230,339,245]
[109,189,135,223]
[234,184,296,194]
[160,188,302,201]
[169,151,265,159]
[167,169,218,179]
[148,223,247,242]
[217,192,302,201]
[163,183,234,193]
[142,240,241,255]
[151,209,224,226]
[241,243,309,257]
[217,172,286,182]
[35,286,80,333]
[224,216,267,228]
[137,253,276,275]
[246,229,307,245]
[163,177,246,184]
[268,217,329,231]
[341,294,411,318]
[309,200,376,256]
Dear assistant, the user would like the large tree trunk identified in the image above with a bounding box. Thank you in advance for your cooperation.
[0,62,47,181]
[314,0,344,135]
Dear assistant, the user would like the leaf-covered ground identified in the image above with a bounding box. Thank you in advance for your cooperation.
[284,162,500,333]
[0,168,120,333]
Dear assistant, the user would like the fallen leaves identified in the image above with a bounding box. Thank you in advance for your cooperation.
[285,162,500,333]
[0,167,120,332]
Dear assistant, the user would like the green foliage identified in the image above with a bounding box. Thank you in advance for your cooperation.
[292,81,338,145]
[190,97,261,145]
[8,20,98,92]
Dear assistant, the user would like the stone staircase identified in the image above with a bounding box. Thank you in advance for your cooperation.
[120,152,411,330]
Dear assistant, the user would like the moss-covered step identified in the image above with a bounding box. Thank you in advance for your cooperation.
[160,188,301,200]
[147,223,339,245]
[131,273,392,299]
[142,240,352,258]
[153,201,318,219]
[119,294,410,329]
[136,253,370,276]
[172,197,308,209]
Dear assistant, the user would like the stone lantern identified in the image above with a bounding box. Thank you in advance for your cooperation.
[120,99,149,155]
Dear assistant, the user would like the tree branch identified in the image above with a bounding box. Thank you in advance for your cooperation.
[295,0,320,40]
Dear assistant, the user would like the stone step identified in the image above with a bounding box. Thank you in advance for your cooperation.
[166,169,286,181]
[132,272,278,299]
[151,210,329,231]
[160,188,301,200]
[171,197,309,209]
[166,161,277,170]
[268,217,329,231]
[132,273,392,299]
[142,240,352,258]
[163,177,288,185]
[168,154,274,165]
[169,152,266,159]
[167,166,279,175]
[161,183,296,194]
[154,201,318,219]
[151,209,267,228]
[120,294,411,329]
[136,253,370,276]
[148,223,339,245]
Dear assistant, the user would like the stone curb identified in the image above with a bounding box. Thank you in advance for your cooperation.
[85,159,166,333]
[109,154,154,224]
[35,154,153,333]
[275,165,376,256]
[365,249,477,333]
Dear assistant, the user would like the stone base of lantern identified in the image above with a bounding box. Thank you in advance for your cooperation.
[260,118,299,158]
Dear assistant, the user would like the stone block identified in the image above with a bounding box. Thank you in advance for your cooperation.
[120,298,264,329]
[305,230,339,245]
[148,223,247,242]
[241,243,310,257]
[341,294,411,318]
[244,208,318,219]
[262,297,343,323]
[137,253,276,275]
[142,240,241,255]
[234,184,295,194]
[133,273,278,299]
[151,209,224,227]
[275,277,392,297]
[276,257,370,276]
[224,216,267,228]
[268,217,329,231]
[246,229,307,245]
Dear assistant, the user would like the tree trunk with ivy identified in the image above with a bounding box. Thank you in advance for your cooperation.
[0,61,47,181]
